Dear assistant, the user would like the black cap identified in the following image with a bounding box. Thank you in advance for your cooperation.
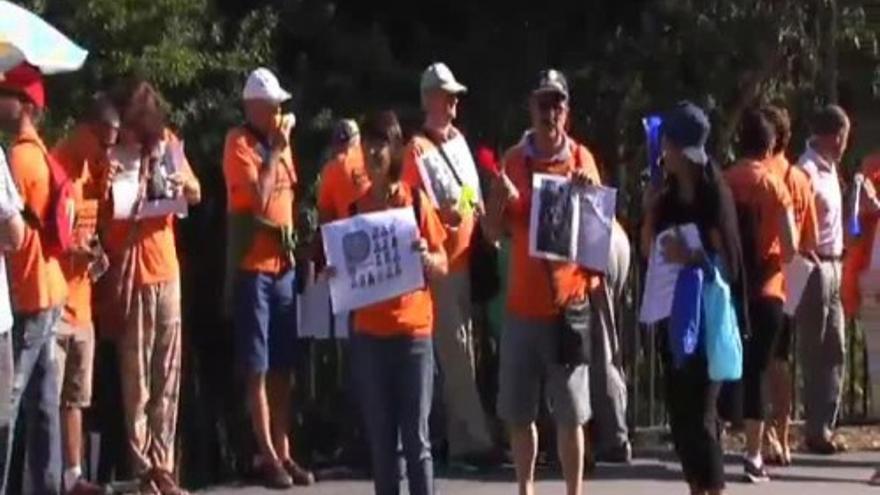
[532,69,569,99]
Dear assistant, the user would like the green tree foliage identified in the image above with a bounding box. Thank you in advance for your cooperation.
[7,0,880,485]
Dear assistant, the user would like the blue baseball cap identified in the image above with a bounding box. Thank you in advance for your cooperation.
[662,101,710,165]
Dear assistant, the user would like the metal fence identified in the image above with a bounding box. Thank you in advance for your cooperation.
[620,243,873,430]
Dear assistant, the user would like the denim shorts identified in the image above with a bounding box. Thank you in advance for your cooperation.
[234,269,299,372]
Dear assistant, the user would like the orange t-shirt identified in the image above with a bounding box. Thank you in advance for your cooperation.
[401,131,476,272]
[724,159,793,301]
[223,126,297,274]
[317,145,369,222]
[7,124,68,312]
[102,129,196,286]
[502,137,601,321]
[352,184,447,337]
[52,127,106,328]
[765,153,818,253]
[842,153,880,316]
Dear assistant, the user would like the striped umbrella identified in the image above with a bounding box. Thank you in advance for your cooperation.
[0,0,87,74]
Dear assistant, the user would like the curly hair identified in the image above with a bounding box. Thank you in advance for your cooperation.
[110,77,167,148]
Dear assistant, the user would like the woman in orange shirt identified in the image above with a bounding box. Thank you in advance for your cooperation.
[101,79,200,495]
[724,109,796,483]
[326,110,447,495]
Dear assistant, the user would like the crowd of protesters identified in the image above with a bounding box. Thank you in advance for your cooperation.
[0,56,878,495]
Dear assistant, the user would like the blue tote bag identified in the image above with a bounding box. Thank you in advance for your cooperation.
[701,267,743,381]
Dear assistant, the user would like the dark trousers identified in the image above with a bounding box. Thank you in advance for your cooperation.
[352,332,434,495]
[658,323,724,492]
[743,297,783,420]
[0,307,63,495]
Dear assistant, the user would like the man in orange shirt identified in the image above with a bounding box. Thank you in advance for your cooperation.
[0,63,67,495]
[317,119,367,223]
[400,62,496,464]
[484,70,600,495]
[102,79,200,495]
[724,108,796,483]
[760,105,818,466]
[223,68,313,489]
[51,93,119,495]
[326,110,448,495]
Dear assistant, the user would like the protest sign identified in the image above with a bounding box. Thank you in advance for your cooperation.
[322,207,425,314]
[529,173,579,262]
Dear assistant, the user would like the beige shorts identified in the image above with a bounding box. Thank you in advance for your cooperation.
[55,320,95,408]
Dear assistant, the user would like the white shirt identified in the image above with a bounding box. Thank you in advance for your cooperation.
[0,147,23,334]
[798,143,843,257]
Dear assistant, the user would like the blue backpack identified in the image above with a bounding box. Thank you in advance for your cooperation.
[668,265,704,368]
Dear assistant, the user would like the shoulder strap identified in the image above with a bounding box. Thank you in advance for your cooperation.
[15,137,68,230]
[422,131,464,187]
[411,184,423,226]
[572,142,583,170]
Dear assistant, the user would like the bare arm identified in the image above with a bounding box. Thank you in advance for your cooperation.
[482,172,514,243]
[0,213,24,251]
[256,119,296,211]
[778,209,796,263]
[421,242,448,278]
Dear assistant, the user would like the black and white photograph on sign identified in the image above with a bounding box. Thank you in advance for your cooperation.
[111,139,188,220]
[529,173,579,262]
[415,134,482,208]
[322,207,425,314]
[575,185,618,273]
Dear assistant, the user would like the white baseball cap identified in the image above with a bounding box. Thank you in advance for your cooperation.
[242,67,291,103]
[420,62,467,95]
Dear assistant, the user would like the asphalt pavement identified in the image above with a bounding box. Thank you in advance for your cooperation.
[200,450,880,494]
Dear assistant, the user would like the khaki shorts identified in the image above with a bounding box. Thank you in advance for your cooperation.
[55,320,95,408]
[498,314,592,427]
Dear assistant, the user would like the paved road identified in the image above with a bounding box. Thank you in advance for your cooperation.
[200,451,880,494]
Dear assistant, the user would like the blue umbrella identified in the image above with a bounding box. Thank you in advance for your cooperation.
[0,0,87,74]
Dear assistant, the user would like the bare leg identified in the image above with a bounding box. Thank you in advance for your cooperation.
[557,425,585,495]
[247,373,278,463]
[769,360,793,460]
[266,371,292,462]
[745,419,764,460]
[61,407,82,471]
[509,423,537,495]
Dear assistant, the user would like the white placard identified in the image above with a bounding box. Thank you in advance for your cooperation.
[575,185,618,272]
[110,140,188,220]
[783,254,815,316]
[415,134,482,208]
[529,173,580,261]
[333,312,351,339]
[639,224,703,324]
[322,207,425,314]
[297,268,332,339]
